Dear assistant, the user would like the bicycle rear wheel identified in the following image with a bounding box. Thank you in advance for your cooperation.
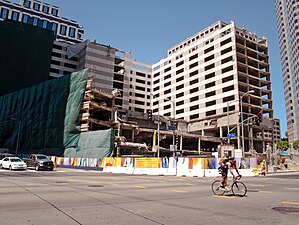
[211,180,225,196]
[232,181,247,196]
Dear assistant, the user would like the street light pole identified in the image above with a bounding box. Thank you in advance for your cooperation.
[172,99,175,158]
[227,101,230,145]
[240,90,254,158]
[157,99,160,158]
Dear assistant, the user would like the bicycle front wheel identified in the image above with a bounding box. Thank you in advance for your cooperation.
[211,180,225,196]
[232,181,247,197]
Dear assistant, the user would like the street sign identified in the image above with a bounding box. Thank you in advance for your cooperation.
[170,145,177,152]
[168,125,176,131]
[227,133,236,138]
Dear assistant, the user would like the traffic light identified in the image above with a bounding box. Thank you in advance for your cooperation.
[147,109,152,120]
[258,111,263,124]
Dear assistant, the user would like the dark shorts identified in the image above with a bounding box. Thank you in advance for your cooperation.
[222,168,228,177]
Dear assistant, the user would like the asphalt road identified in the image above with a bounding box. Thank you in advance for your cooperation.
[0,168,298,225]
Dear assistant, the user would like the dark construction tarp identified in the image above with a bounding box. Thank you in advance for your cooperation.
[0,69,88,156]
[0,20,53,96]
[63,129,115,158]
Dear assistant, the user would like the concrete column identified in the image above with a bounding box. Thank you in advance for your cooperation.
[198,138,201,154]
[220,126,223,138]
[180,135,183,150]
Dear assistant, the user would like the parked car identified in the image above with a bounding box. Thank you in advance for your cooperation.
[0,153,15,160]
[0,157,27,170]
[23,154,54,171]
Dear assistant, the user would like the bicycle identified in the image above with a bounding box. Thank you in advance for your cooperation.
[211,176,247,197]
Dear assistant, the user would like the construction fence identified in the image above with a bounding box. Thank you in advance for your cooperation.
[51,156,259,177]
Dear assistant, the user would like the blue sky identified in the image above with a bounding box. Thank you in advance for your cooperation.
[12,0,286,136]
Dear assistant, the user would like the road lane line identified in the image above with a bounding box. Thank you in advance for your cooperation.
[134,186,147,189]
[259,191,273,194]
[213,195,235,199]
[171,190,187,193]
[185,183,195,186]
[281,201,299,205]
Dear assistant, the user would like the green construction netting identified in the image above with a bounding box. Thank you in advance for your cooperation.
[0,69,88,156]
[63,129,115,158]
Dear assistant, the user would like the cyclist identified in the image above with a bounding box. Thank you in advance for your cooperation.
[219,156,241,191]
[228,157,242,182]
[219,156,230,190]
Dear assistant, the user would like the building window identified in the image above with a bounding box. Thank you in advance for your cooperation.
[33,17,38,26]
[42,5,49,14]
[1,8,8,19]
[205,81,215,89]
[52,8,58,16]
[52,23,58,32]
[164,81,171,87]
[206,100,216,107]
[204,46,214,54]
[189,62,198,69]
[176,109,184,114]
[205,72,215,80]
[176,92,184,98]
[69,27,75,38]
[164,89,171,95]
[220,38,232,46]
[164,67,171,73]
[190,114,199,120]
[176,84,184,90]
[176,76,184,82]
[190,105,199,111]
[190,87,199,93]
[189,53,198,61]
[190,70,198,77]
[206,110,216,116]
[22,14,29,23]
[190,78,198,85]
[176,100,184,106]
[176,60,184,67]
[206,91,216,98]
[190,96,199,102]
[165,74,171,80]
[33,3,40,11]
[60,25,67,35]
[42,20,48,29]
[176,68,184,75]
[23,0,31,8]
[12,12,19,21]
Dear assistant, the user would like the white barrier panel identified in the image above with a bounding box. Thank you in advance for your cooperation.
[133,168,176,176]
[104,166,134,174]
[204,169,220,177]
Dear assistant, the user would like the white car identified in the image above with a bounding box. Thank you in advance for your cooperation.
[0,157,27,170]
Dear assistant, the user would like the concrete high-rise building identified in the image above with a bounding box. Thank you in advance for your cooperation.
[275,0,299,142]
[0,0,84,43]
[152,20,276,153]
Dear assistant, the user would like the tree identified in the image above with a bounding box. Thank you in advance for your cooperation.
[293,140,299,150]
[276,140,290,152]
